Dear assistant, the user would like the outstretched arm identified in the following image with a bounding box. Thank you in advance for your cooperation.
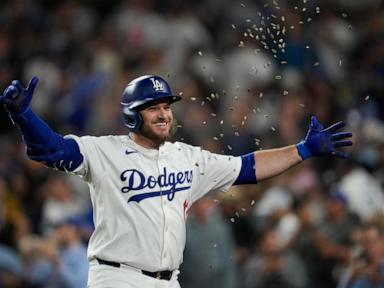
[254,145,302,181]
[0,77,83,172]
[234,116,353,184]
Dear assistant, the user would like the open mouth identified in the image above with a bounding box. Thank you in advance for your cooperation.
[154,122,167,127]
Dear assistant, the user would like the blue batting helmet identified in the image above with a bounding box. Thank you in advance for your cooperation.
[121,75,181,132]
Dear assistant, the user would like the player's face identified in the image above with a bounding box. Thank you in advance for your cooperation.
[138,101,173,147]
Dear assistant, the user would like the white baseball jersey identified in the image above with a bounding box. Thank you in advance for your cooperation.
[68,134,241,272]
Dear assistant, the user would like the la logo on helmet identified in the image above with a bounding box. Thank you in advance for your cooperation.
[150,78,164,91]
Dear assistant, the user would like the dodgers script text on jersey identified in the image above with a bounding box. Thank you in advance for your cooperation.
[120,168,193,202]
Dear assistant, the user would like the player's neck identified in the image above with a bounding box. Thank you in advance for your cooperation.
[130,133,162,150]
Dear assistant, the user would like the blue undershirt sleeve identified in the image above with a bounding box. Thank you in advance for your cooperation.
[13,108,83,172]
[233,152,257,185]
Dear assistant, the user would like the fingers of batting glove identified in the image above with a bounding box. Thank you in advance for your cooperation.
[331,150,349,159]
[1,85,20,113]
[333,140,353,147]
[1,77,38,115]
[3,85,19,100]
[310,116,324,131]
[324,121,345,133]
[331,132,352,141]
[11,80,22,88]
[26,77,39,94]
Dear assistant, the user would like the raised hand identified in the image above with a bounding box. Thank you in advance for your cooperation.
[297,116,353,159]
[0,77,39,115]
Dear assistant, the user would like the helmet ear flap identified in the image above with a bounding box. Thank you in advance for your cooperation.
[122,106,143,132]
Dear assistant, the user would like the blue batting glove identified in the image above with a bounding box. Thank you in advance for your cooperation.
[296,116,353,160]
[0,77,39,116]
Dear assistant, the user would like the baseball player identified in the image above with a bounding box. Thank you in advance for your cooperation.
[0,75,352,288]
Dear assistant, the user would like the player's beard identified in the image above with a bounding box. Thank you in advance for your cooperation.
[140,118,172,146]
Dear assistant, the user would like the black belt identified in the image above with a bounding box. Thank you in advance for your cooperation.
[95,257,173,281]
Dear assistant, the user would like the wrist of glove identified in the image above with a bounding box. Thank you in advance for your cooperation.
[297,116,353,160]
[0,77,39,120]
[296,141,312,160]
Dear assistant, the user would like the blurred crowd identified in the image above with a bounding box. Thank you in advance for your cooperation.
[0,0,383,287]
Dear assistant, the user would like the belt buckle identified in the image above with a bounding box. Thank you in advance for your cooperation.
[156,271,161,279]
